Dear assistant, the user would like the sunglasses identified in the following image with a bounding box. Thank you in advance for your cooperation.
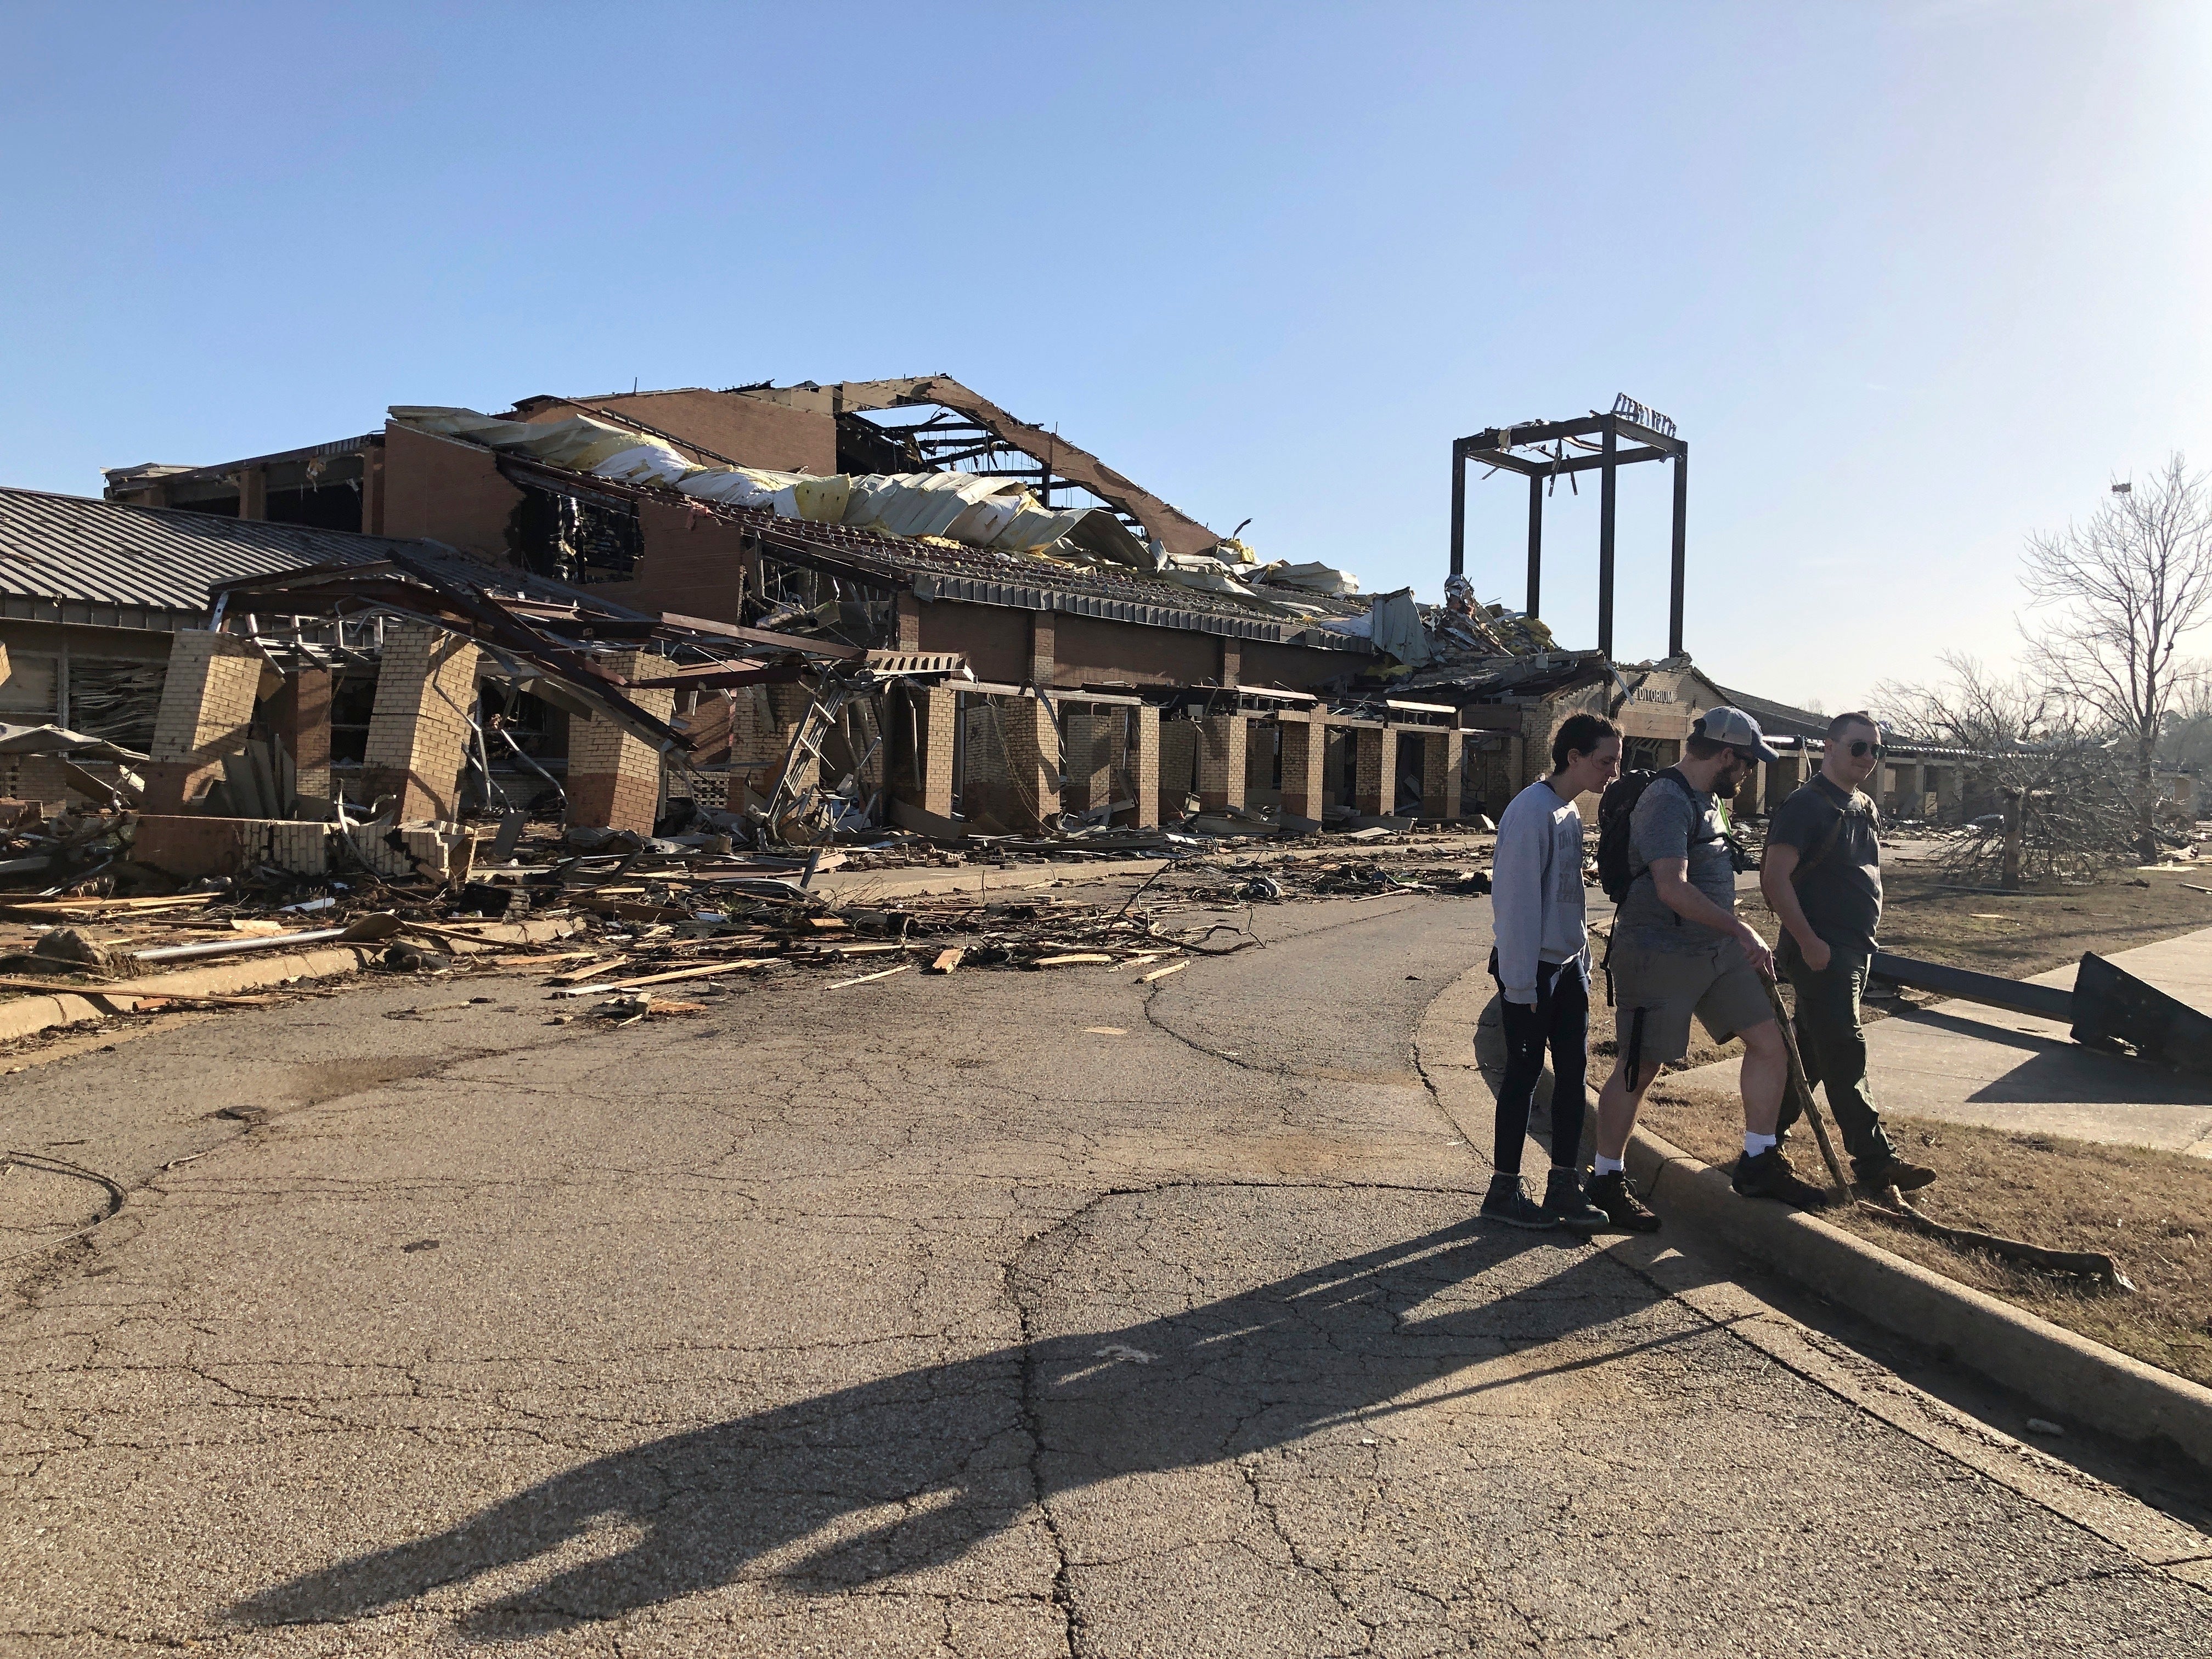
[1846,740,1887,759]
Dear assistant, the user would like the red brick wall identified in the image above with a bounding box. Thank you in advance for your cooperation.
[588,501,755,624]
[533,391,836,475]
[916,601,1028,685]
[381,424,527,565]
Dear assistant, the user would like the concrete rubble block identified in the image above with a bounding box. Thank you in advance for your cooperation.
[348,819,489,883]
[140,630,266,814]
[131,814,334,879]
[359,622,482,822]
[567,649,676,833]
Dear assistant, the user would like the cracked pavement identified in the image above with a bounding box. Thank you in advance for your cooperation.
[2,891,2207,1654]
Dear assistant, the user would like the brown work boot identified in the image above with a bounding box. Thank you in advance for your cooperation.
[1732,1146,1832,1210]
[1584,1169,1662,1233]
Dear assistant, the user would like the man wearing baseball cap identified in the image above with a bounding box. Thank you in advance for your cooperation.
[1586,706,1830,1230]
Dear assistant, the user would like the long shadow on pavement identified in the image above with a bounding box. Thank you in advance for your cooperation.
[236,1217,1683,1638]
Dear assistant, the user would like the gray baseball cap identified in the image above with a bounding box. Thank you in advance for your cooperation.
[1695,705,1781,764]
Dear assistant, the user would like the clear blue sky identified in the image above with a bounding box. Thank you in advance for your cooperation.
[4,2,2208,712]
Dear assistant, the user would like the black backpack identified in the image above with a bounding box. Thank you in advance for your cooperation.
[1595,768,1701,904]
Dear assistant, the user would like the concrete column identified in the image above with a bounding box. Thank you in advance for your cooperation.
[1000,695,1060,832]
[268,666,333,814]
[1129,706,1160,828]
[1279,718,1326,823]
[563,649,675,832]
[1160,719,1198,815]
[1422,730,1464,821]
[1026,612,1055,689]
[1062,707,1118,817]
[140,630,265,813]
[360,622,482,822]
[1196,712,1246,811]
[238,466,267,522]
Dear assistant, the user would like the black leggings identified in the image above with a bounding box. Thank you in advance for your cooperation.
[1492,959,1590,1176]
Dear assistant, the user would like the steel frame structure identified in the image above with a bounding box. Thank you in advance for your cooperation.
[1448,402,1688,659]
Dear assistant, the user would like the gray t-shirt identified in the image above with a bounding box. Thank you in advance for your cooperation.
[1616,770,1736,953]
[1768,773,1881,957]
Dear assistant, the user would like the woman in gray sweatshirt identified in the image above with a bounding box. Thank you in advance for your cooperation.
[1483,712,1622,1230]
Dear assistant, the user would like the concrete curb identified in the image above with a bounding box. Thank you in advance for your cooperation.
[1413,956,2212,1477]
[0,917,580,1046]
[1624,1125,2212,1477]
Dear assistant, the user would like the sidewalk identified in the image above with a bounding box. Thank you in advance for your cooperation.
[1671,924,2212,1157]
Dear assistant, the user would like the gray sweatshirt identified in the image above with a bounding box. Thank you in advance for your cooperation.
[1491,778,1590,1003]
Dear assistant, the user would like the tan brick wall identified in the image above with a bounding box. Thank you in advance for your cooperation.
[142,630,265,812]
[566,649,676,833]
[1129,706,1160,829]
[1279,717,1326,821]
[1197,713,1246,812]
[1160,719,1198,811]
[1420,730,1464,821]
[1062,710,1117,815]
[997,695,1060,833]
[360,623,482,822]
[1352,728,1387,816]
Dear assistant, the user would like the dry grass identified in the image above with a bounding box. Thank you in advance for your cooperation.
[1584,860,2212,1385]
[1638,1083,2212,1388]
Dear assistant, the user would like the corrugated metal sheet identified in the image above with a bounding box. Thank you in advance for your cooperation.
[0,487,617,625]
[0,487,410,619]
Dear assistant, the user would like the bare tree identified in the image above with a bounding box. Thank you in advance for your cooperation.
[1876,653,2142,887]
[1877,651,2045,752]
[2019,454,2212,857]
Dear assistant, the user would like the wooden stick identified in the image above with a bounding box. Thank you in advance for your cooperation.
[830,963,911,989]
[1858,1193,2134,1290]
[1138,959,1189,983]
[1759,972,1854,1200]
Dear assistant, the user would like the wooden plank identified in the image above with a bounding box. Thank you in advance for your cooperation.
[1032,953,1113,968]
[546,956,630,986]
[929,947,965,974]
[1137,960,1189,983]
[552,960,775,996]
[830,963,911,989]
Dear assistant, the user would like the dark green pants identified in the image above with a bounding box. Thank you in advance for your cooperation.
[1777,939,1896,1172]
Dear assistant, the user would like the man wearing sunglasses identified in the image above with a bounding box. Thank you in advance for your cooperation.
[1760,712,1937,1195]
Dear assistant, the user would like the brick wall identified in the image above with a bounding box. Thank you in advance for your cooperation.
[360,623,482,821]
[133,815,332,879]
[140,630,265,813]
[1279,718,1326,821]
[567,648,676,833]
[1197,713,1246,812]
[1160,719,1198,811]
[997,696,1060,833]
[1420,730,1464,821]
[1128,706,1160,829]
[1352,728,1387,816]
[1062,709,1118,816]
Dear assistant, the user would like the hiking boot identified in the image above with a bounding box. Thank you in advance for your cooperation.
[1854,1152,1937,1195]
[1733,1145,1833,1210]
[1584,1169,1662,1233]
[1480,1174,1557,1230]
[1541,1168,1609,1234]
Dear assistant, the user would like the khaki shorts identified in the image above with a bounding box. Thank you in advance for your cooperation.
[1610,935,1774,1070]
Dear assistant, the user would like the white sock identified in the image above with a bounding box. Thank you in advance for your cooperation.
[1594,1154,1624,1175]
[1743,1131,1778,1158]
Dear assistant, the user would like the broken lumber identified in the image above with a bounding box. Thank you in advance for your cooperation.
[830,963,910,989]
[929,947,965,974]
[1031,953,1113,968]
[1137,960,1189,983]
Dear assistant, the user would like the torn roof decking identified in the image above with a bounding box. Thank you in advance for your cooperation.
[732,376,1224,558]
[487,447,1370,650]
